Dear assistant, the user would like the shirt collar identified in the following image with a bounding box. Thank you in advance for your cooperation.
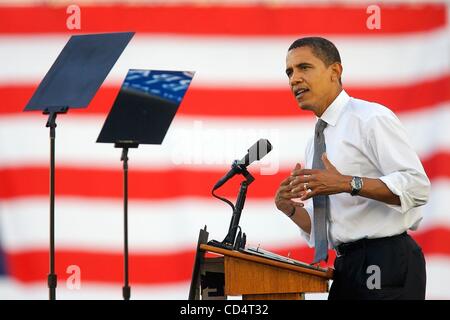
[319,90,350,127]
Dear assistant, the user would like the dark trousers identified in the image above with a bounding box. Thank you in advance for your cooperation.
[328,232,426,300]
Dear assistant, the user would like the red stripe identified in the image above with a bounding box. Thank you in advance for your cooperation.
[0,152,448,200]
[2,75,449,117]
[4,227,450,284]
[0,5,446,35]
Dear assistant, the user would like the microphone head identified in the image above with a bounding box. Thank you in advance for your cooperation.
[240,139,273,166]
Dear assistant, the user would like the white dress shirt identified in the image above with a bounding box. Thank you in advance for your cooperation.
[300,90,431,248]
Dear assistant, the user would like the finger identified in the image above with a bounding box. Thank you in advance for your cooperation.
[285,190,308,199]
[283,180,297,190]
[322,153,335,171]
[291,179,320,193]
[291,163,303,177]
[289,176,313,187]
[279,188,292,196]
[292,168,320,176]
[291,183,311,194]
[280,175,295,186]
[300,190,317,201]
[282,191,298,199]
[297,190,311,199]
[290,163,302,176]
[280,190,298,199]
[289,180,302,188]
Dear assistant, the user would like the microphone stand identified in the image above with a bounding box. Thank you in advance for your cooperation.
[209,163,255,250]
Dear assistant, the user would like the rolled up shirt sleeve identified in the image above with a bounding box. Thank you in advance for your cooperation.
[366,111,431,214]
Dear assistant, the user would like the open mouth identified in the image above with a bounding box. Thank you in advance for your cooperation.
[295,88,309,99]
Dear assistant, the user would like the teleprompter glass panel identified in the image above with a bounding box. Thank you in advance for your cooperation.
[96,69,195,145]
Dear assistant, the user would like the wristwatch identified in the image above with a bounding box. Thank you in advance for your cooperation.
[350,176,363,196]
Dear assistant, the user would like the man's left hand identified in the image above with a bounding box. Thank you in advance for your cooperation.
[289,153,351,201]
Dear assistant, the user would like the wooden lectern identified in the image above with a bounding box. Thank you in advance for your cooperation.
[189,227,333,300]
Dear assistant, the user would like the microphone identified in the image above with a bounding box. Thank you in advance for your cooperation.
[213,139,273,190]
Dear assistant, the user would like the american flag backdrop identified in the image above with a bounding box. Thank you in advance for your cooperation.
[0,0,449,299]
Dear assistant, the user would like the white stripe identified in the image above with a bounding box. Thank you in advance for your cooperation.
[0,103,448,169]
[0,29,448,87]
[0,183,447,252]
[423,255,450,299]
[400,105,450,159]
[418,179,450,230]
[0,197,305,252]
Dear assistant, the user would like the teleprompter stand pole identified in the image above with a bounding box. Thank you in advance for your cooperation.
[44,107,68,300]
[116,142,138,300]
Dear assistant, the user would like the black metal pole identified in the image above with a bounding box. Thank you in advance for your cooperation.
[222,181,248,247]
[121,147,131,300]
[46,112,58,300]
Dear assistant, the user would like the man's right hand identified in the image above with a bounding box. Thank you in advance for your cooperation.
[275,163,305,216]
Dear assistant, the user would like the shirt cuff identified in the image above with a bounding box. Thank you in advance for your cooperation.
[378,174,425,214]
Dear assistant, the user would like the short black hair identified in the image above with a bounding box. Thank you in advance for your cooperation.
[288,37,341,67]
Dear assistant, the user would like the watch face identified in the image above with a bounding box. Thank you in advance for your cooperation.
[352,177,362,190]
[351,177,362,196]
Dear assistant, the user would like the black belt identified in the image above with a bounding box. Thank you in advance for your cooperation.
[335,232,407,257]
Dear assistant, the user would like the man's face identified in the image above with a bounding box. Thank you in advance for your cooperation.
[285,46,339,116]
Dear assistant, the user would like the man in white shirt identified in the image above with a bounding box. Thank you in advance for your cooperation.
[275,37,430,300]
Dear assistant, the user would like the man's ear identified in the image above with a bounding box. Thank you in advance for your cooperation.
[330,62,343,83]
